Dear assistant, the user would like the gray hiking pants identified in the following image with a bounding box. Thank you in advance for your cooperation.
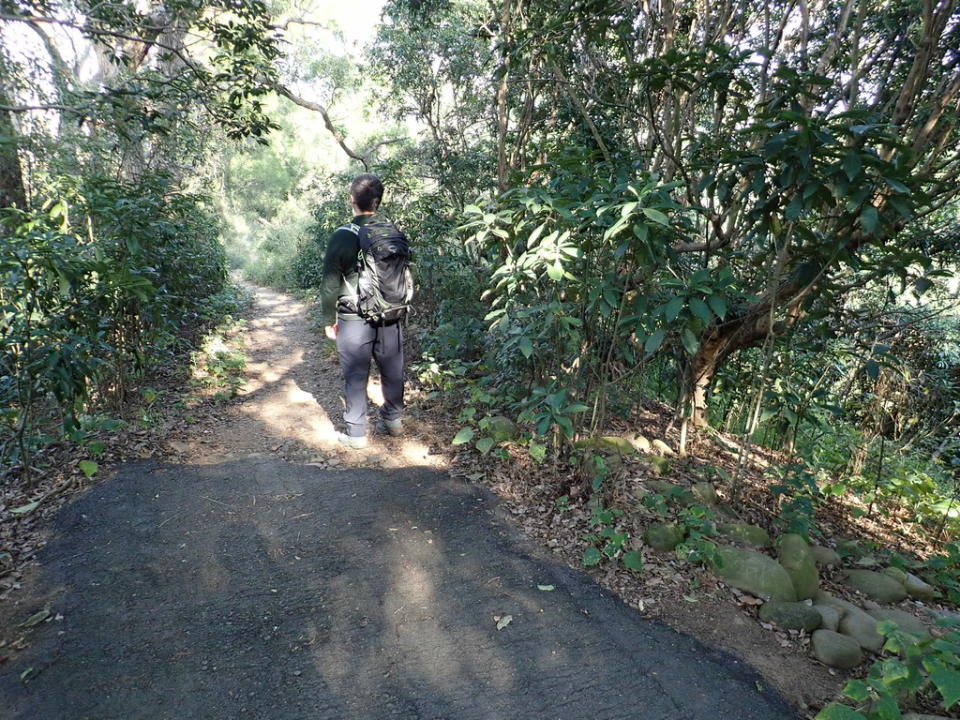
[336,315,404,438]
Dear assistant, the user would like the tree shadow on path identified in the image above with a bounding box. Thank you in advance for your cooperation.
[0,459,799,720]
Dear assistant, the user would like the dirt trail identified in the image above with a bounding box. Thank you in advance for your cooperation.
[169,285,443,470]
[0,286,800,719]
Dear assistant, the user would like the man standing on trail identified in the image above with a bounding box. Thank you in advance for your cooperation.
[320,173,407,449]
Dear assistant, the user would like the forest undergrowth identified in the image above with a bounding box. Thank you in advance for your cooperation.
[0,284,252,611]
[417,369,960,717]
[3,0,960,716]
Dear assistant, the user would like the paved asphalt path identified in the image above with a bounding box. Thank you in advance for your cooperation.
[0,460,797,719]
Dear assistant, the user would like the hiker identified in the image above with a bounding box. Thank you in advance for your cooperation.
[320,173,411,449]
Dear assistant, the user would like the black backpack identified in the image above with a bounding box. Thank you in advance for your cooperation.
[341,217,413,324]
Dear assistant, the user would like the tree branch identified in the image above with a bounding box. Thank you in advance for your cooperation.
[271,83,369,170]
[0,12,208,85]
[549,62,611,165]
[361,137,406,156]
[0,104,83,113]
[270,17,330,31]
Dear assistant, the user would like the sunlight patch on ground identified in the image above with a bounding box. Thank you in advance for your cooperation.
[367,379,384,406]
[284,380,317,406]
[241,347,305,395]
[305,523,517,697]
[242,378,338,452]
[379,528,516,695]
[196,285,446,466]
[394,438,434,465]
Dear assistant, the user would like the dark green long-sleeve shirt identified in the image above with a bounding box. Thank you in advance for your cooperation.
[319,213,376,326]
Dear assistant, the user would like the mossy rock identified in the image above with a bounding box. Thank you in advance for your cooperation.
[486,415,519,442]
[648,456,672,475]
[645,479,675,494]
[903,572,936,601]
[844,569,908,604]
[811,629,862,669]
[778,533,820,600]
[600,436,636,454]
[809,545,842,568]
[836,538,865,559]
[863,604,929,638]
[814,590,862,616]
[644,480,694,505]
[718,523,771,548]
[651,439,675,456]
[715,505,741,521]
[759,601,822,632]
[574,436,636,455]
[691,482,718,506]
[605,453,624,469]
[715,546,797,601]
[644,523,685,552]
[838,606,885,652]
[882,567,908,584]
[926,607,960,624]
[814,604,842,632]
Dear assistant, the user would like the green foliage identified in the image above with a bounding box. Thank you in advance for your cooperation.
[414,241,488,363]
[640,492,721,566]
[767,463,825,542]
[371,0,497,206]
[5,0,282,142]
[59,0,950,578]
[450,400,523,458]
[458,161,698,450]
[0,174,229,472]
[191,322,247,402]
[524,386,590,443]
[362,0,960,558]
[582,505,643,573]
[292,236,327,289]
[673,504,721,567]
[289,180,354,289]
[412,355,472,394]
[642,485,693,517]
[452,426,475,445]
[642,492,671,518]
[922,542,960,607]
[816,619,960,719]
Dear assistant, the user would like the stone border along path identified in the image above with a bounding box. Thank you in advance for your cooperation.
[0,287,797,719]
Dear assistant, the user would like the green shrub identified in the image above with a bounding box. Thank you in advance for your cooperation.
[1,172,230,472]
[816,618,960,719]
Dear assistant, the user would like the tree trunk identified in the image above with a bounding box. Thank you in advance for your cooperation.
[0,54,24,207]
[0,106,25,209]
[685,291,801,426]
[688,334,723,427]
[495,0,513,194]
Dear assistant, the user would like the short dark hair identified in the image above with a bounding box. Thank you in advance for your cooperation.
[350,174,384,212]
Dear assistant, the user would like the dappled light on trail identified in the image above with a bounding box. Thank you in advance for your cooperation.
[176,285,444,471]
[395,437,435,465]
[0,461,795,719]
[379,522,517,697]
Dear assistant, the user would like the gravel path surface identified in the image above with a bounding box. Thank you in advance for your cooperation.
[0,459,796,720]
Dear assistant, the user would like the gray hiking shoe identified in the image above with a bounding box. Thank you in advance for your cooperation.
[376,418,403,437]
[336,432,369,450]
